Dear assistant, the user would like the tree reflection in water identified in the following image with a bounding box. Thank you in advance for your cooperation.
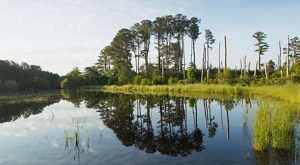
[0,94,61,123]
[63,91,206,156]
[61,90,299,164]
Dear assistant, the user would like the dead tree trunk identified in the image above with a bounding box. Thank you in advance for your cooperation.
[254,61,258,77]
[286,36,289,78]
[278,41,282,68]
[201,45,206,82]
[243,56,247,77]
[206,43,210,79]
[218,42,221,74]
[265,63,268,79]
[240,59,243,78]
[224,36,227,73]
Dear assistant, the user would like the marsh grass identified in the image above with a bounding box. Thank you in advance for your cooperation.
[74,121,80,145]
[253,103,271,152]
[83,83,300,104]
[253,101,299,152]
[271,104,297,151]
[64,120,81,146]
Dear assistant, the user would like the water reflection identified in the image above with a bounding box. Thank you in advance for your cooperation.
[0,94,60,123]
[61,91,299,164]
[0,91,298,164]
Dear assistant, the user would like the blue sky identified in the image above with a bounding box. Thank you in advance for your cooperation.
[0,0,299,75]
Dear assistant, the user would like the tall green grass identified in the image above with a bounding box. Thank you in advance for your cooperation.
[253,104,271,152]
[253,101,299,152]
[83,83,300,104]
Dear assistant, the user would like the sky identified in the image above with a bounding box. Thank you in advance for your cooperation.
[0,0,299,75]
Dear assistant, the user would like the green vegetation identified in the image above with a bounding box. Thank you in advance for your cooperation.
[0,60,60,92]
[59,14,300,89]
[253,104,271,151]
[60,68,84,89]
[0,92,60,103]
[253,102,299,152]
[84,83,300,104]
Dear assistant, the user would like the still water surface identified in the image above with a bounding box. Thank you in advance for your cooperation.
[0,91,298,165]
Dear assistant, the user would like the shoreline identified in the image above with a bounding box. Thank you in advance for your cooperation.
[82,83,300,104]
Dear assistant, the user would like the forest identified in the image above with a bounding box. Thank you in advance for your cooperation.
[61,14,300,88]
[0,60,60,92]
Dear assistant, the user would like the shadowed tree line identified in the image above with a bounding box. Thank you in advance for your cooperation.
[62,91,242,156]
[0,60,60,92]
[61,14,300,88]
[0,94,61,123]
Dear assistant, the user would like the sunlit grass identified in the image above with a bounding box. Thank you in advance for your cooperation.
[271,104,296,151]
[253,103,271,152]
[83,83,300,104]
[253,101,299,152]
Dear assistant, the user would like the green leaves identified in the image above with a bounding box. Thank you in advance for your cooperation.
[253,31,269,56]
[204,29,215,48]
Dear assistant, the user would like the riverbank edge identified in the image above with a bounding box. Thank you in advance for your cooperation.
[82,83,300,104]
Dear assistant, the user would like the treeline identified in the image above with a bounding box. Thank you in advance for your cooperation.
[0,60,60,92]
[61,14,300,88]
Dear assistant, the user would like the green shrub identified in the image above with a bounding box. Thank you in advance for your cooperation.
[141,78,152,85]
[187,68,196,82]
[291,59,300,82]
[152,74,163,85]
[134,75,143,85]
[168,77,178,85]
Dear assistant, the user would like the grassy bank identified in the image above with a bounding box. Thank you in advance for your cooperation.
[83,83,300,104]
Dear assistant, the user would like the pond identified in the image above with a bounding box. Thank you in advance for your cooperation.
[0,91,299,165]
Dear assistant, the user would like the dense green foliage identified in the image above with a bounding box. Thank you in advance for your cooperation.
[61,14,300,88]
[0,60,60,92]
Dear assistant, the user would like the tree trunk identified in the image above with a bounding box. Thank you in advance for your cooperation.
[218,42,221,74]
[265,63,268,79]
[193,40,196,69]
[190,39,193,67]
[137,43,140,73]
[240,59,243,78]
[182,36,185,81]
[278,41,282,68]
[224,36,227,73]
[158,36,161,74]
[258,53,261,70]
[144,42,149,76]
[286,36,289,78]
[244,56,247,77]
[201,45,206,82]
[206,43,210,79]
[254,61,258,77]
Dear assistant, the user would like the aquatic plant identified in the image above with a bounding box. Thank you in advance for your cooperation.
[271,104,296,151]
[74,120,80,144]
[253,101,299,152]
[253,103,271,152]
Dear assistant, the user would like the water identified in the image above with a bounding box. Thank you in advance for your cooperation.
[0,91,298,165]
